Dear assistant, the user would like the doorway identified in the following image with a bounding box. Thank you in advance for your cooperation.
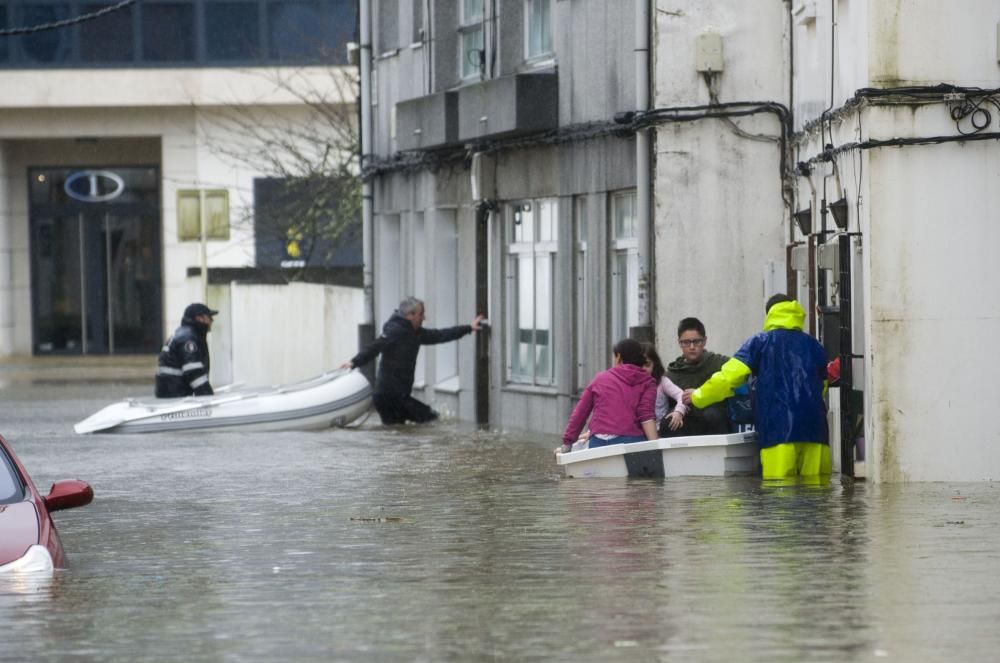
[29,167,162,354]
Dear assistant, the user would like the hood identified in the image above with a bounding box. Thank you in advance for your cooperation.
[0,501,40,565]
[764,300,806,332]
[667,350,724,374]
[609,363,654,386]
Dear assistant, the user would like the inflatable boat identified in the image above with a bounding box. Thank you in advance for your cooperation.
[74,369,372,434]
[556,432,759,478]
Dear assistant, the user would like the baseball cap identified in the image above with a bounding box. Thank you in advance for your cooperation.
[184,302,219,319]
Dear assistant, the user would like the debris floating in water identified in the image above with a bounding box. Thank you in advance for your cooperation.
[350,516,406,523]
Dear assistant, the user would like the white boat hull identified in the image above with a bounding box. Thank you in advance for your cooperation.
[75,370,373,434]
[556,432,760,478]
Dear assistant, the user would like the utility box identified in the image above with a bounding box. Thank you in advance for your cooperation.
[696,32,724,73]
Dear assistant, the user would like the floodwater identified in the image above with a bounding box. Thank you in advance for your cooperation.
[1,358,999,662]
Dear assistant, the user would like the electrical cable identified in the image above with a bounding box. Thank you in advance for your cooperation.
[0,0,136,37]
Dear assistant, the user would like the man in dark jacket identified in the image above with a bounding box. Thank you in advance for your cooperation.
[155,302,217,398]
[663,317,731,436]
[344,297,484,424]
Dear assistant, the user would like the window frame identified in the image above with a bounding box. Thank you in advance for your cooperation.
[573,196,589,393]
[610,190,638,344]
[177,189,230,241]
[0,0,352,68]
[505,198,558,387]
[523,0,553,65]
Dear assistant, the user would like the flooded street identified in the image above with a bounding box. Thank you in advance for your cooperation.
[2,358,999,662]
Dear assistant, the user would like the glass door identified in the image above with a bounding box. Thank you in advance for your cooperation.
[29,167,161,355]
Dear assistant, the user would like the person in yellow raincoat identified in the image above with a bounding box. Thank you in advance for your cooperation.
[684,295,831,479]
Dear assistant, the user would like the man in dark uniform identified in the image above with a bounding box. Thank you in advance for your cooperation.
[344,296,484,424]
[155,302,218,398]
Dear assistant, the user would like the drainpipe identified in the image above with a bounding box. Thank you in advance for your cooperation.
[358,0,376,372]
[633,0,653,343]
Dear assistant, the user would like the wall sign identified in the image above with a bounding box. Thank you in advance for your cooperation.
[64,170,126,203]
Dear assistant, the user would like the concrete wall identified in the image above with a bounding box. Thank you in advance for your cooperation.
[865,133,1000,481]
[652,0,789,355]
[205,281,363,387]
[791,0,1000,481]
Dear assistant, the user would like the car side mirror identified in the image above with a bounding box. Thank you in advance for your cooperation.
[44,480,94,512]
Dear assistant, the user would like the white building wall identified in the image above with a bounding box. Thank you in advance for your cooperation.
[865,135,1000,481]
[225,282,363,387]
[791,0,1000,481]
[653,0,789,354]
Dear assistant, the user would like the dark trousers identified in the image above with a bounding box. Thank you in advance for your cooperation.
[659,403,731,438]
[372,392,439,425]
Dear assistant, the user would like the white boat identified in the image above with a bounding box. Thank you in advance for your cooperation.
[74,370,372,434]
[556,432,759,478]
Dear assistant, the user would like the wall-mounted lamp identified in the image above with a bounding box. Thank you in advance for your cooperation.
[828,197,848,230]
[793,206,812,236]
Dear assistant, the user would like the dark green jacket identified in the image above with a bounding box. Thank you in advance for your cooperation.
[666,350,730,389]
[666,350,731,432]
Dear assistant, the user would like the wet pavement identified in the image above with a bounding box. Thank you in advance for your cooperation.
[1,357,999,662]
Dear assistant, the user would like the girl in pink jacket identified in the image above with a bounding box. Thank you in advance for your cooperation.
[559,338,658,453]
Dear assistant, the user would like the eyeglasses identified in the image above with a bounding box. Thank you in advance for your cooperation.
[678,338,705,347]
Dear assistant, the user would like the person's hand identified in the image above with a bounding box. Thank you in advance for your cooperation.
[554,443,572,455]
[665,411,684,431]
[577,428,590,442]
[471,314,486,331]
[340,361,354,369]
[681,388,695,406]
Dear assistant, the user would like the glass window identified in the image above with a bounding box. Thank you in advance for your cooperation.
[253,177,350,267]
[508,199,557,385]
[434,211,458,382]
[573,196,589,392]
[462,0,482,24]
[0,448,24,504]
[460,26,483,80]
[525,0,552,60]
[328,0,353,63]
[80,3,134,62]
[0,0,353,68]
[376,214,401,326]
[177,190,230,241]
[411,212,426,387]
[0,6,7,62]
[460,0,484,80]
[610,191,638,344]
[614,190,635,239]
[142,3,196,61]
[206,2,260,60]
[268,1,325,61]
[19,4,71,62]
[411,0,423,43]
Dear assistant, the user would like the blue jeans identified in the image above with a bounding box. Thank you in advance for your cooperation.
[588,434,647,448]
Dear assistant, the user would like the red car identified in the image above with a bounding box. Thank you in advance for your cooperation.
[0,434,93,574]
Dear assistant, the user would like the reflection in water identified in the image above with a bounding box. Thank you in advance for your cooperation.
[0,376,999,661]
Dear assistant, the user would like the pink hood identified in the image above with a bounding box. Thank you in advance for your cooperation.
[563,364,657,443]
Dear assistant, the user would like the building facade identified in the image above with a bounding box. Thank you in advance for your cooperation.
[365,1,1000,482]
[364,0,644,428]
[651,0,1000,482]
[0,0,360,381]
